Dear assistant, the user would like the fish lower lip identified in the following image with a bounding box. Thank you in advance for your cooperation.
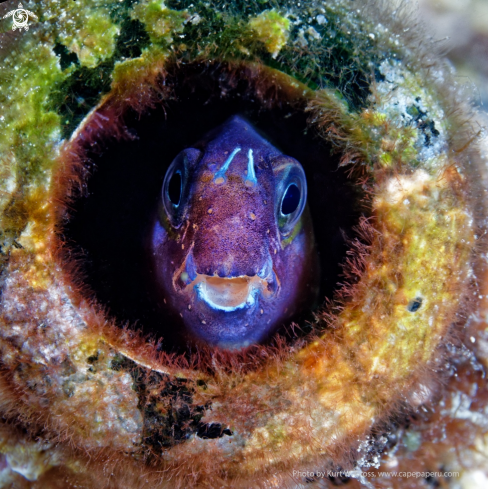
[204,276,252,309]
[192,275,269,312]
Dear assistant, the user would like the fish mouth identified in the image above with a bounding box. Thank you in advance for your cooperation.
[173,248,279,312]
[202,276,255,309]
[188,274,277,312]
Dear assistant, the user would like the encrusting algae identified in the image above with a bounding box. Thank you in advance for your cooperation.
[0,0,487,487]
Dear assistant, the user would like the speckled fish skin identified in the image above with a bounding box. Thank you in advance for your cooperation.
[151,116,319,348]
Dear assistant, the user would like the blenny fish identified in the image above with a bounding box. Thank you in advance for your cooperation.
[150,116,319,348]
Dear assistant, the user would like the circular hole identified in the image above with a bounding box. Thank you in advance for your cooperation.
[407,297,423,313]
[61,63,363,354]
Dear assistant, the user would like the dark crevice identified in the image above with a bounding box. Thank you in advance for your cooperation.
[53,43,79,71]
[196,422,233,439]
[114,17,150,59]
[407,104,440,148]
[50,11,150,139]
[110,354,231,450]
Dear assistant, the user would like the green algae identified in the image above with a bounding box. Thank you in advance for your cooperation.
[0,36,62,181]
[0,0,447,259]
[34,0,120,68]
[130,0,188,44]
[0,0,459,266]
[39,0,394,136]
[0,33,65,259]
[49,10,151,138]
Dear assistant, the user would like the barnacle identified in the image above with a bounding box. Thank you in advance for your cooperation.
[0,0,487,487]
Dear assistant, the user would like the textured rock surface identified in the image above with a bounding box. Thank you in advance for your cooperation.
[0,0,487,487]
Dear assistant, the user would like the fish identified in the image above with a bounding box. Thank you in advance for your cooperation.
[150,115,319,348]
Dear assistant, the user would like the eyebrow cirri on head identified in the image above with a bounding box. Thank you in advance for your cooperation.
[213,147,241,184]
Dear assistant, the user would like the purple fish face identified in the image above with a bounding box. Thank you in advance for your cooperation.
[151,116,319,348]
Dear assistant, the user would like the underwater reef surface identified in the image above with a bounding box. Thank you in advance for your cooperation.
[0,0,487,487]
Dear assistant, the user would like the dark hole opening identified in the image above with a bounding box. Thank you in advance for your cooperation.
[407,297,423,313]
[61,62,363,354]
[196,422,232,439]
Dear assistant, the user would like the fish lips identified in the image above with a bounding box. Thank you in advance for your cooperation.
[191,271,278,312]
[178,270,279,347]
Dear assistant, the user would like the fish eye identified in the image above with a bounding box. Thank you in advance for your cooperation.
[274,157,307,235]
[281,183,300,215]
[162,148,202,226]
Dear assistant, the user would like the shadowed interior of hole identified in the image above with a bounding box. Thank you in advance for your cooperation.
[62,64,363,354]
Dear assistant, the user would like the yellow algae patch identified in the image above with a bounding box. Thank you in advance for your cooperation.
[248,10,290,58]
[131,0,188,43]
[54,1,120,68]
[223,163,474,474]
